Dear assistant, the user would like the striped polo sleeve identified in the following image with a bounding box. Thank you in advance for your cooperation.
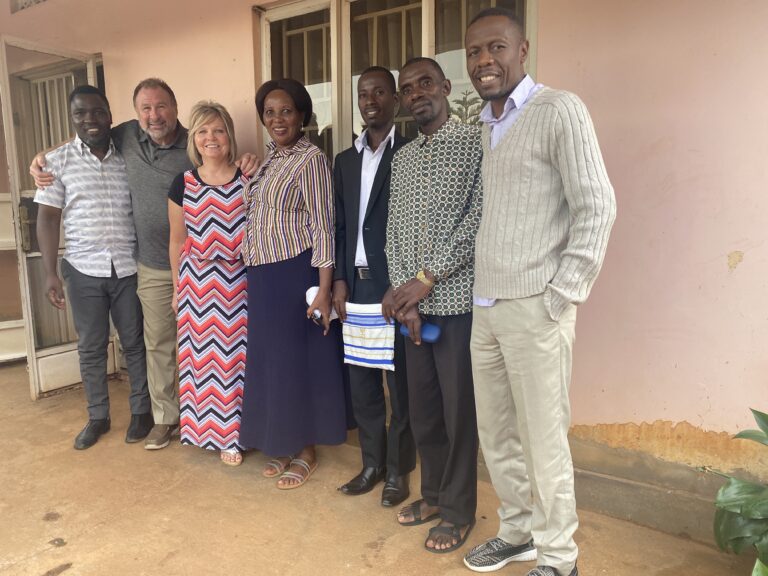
[34,149,66,209]
[299,149,335,268]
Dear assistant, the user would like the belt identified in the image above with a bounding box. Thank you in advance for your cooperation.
[355,267,372,280]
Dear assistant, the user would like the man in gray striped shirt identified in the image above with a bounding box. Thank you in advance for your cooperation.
[462,9,616,576]
[35,85,151,450]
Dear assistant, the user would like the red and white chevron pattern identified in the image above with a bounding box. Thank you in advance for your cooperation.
[177,171,248,450]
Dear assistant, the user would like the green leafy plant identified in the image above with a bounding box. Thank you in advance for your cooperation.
[713,409,768,576]
[450,89,483,125]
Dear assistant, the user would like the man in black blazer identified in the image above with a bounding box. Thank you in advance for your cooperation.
[332,66,415,507]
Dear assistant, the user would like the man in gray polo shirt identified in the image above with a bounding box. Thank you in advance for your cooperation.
[32,78,258,450]
[111,78,192,450]
[36,85,151,450]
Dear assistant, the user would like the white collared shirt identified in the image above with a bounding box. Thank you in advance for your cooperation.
[34,135,137,278]
[353,126,396,267]
[480,74,543,150]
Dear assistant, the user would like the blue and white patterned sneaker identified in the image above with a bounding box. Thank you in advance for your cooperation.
[463,537,537,572]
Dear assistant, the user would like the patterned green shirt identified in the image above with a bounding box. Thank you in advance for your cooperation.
[386,120,483,316]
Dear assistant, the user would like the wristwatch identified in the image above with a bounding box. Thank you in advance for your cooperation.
[416,269,435,288]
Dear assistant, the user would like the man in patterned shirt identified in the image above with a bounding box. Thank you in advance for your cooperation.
[35,85,150,450]
[383,57,483,554]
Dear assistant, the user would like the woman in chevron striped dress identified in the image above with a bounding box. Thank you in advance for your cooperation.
[168,101,248,466]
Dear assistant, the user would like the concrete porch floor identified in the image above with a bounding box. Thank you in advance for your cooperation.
[0,361,754,576]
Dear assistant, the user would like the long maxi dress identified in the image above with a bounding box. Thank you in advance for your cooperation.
[169,168,248,450]
[239,137,348,457]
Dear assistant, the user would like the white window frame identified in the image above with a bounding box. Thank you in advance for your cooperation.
[256,0,538,156]
[258,0,342,157]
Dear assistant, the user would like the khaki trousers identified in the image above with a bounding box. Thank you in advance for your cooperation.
[471,293,578,575]
[137,263,179,425]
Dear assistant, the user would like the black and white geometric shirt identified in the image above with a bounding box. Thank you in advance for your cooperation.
[386,120,483,316]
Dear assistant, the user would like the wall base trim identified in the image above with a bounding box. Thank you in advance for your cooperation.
[476,436,728,546]
[571,437,725,546]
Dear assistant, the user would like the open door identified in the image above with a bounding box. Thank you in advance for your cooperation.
[0,94,25,362]
[0,36,117,398]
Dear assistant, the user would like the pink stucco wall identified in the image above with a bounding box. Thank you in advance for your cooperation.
[536,0,768,432]
[2,0,765,434]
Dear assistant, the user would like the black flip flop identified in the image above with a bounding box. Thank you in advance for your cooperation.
[397,498,440,526]
[424,518,476,554]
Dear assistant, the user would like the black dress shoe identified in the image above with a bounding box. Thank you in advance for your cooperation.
[381,474,410,507]
[338,466,385,495]
[74,418,111,450]
[125,412,154,443]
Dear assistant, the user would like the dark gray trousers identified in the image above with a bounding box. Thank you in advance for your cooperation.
[404,312,478,526]
[348,277,416,476]
[61,259,150,420]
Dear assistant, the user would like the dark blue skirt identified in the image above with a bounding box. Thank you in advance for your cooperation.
[239,250,349,456]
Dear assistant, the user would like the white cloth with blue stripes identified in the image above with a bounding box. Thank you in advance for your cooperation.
[341,303,395,371]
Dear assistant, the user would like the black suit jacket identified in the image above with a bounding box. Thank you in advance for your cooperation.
[334,131,410,299]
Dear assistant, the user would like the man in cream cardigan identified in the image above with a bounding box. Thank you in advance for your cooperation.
[462,8,616,576]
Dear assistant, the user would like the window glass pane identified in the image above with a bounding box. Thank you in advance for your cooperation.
[350,0,422,139]
[270,10,334,159]
[20,197,39,252]
[287,34,305,81]
[283,11,328,31]
[27,255,78,348]
[405,7,421,62]
[377,14,403,71]
[351,19,374,76]
[435,0,526,126]
[436,0,462,53]
[306,29,326,85]
[0,251,23,322]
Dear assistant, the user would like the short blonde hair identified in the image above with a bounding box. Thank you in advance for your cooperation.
[187,101,238,167]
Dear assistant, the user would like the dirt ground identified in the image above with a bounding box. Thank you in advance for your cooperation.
[0,361,755,575]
